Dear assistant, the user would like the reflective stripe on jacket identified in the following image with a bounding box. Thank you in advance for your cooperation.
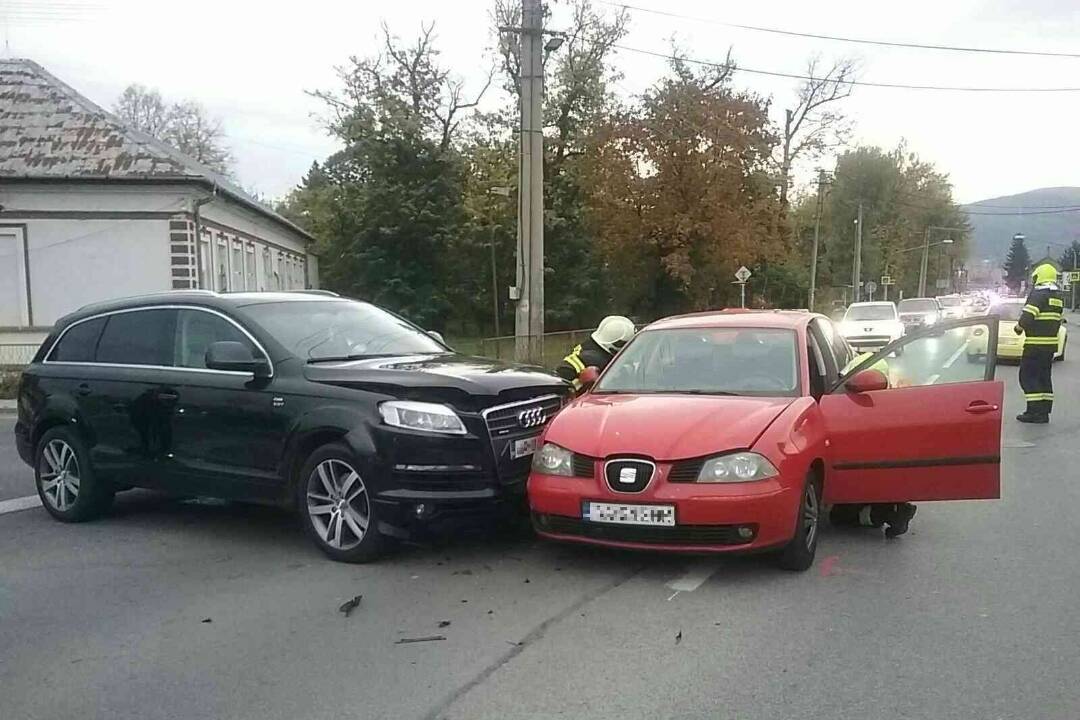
[1018,286,1063,347]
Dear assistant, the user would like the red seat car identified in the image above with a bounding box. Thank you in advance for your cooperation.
[528,310,1003,570]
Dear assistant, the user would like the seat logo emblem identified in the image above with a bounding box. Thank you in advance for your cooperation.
[518,407,547,428]
[619,467,637,484]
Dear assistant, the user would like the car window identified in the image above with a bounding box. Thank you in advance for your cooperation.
[48,317,107,362]
[809,319,840,384]
[595,327,799,397]
[844,304,896,321]
[174,309,257,369]
[838,319,993,390]
[239,300,445,360]
[813,317,850,372]
[95,309,177,367]
[806,334,828,398]
[898,299,937,313]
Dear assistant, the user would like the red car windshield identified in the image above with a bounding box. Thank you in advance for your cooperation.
[594,327,799,397]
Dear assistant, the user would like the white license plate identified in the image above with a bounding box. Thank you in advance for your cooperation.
[584,502,675,527]
[511,436,540,459]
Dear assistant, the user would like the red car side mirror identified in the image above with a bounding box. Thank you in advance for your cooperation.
[845,368,888,393]
[578,366,601,389]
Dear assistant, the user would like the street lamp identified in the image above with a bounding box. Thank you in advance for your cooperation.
[918,226,958,297]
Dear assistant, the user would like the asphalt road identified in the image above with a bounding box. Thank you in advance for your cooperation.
[2,359,1079,719]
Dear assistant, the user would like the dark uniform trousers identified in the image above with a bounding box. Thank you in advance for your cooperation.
[1019,347,1055,417]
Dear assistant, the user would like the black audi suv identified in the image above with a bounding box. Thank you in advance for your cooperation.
[13,291,568,562]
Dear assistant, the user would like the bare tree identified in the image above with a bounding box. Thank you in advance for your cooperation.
[778,56,857,207]
[164,100,232,174]
[112,84,233,175]
[113,84,170,137]
[311,22,492,152]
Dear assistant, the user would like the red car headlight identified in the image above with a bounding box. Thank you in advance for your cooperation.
[697,452,779,483]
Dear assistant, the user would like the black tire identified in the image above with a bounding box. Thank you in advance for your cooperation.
[34,426,113,522]
[775,472,822,572]
[297,442,385,563]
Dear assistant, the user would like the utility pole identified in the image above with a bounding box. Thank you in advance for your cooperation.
[852,203,863,304]
[918,227,930,297]
[512,0,545,364]
[488,186,513,337]
[808,169,826,311]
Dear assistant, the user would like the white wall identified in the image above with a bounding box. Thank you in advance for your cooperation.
[25,217,171,325]
[0,182,317,335]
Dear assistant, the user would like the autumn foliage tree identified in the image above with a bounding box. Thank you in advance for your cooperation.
[585,56,784,316]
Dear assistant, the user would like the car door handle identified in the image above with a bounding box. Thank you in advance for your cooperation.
[156,391,179,402]
[76,383,91,397]
[965,401,999,414]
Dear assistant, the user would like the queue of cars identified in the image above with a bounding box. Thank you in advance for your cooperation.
[14,290,1006,572]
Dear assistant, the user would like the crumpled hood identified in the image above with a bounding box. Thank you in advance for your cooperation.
[302,353,566,407]
[544,393,794,461]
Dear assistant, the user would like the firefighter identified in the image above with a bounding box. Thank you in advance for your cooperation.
[830,350,918,538]
[556,315,635,390]
[1016,262,1063,423]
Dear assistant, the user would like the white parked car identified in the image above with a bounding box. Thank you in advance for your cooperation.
[936,295,965,320]
[898,297,943,332]
[839,301,904,353]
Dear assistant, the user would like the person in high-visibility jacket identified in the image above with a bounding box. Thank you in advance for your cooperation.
[555,315,635,391]
[1016,262,1064,423]
[832,351,918,538]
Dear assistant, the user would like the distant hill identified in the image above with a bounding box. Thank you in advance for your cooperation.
[964,187,1080,264]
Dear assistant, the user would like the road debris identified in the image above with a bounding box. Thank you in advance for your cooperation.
[395,635,446,645]
[201,618,212,624]
[452,569,473,576]
[339,594,363,617]
[438,620,451,628]
[675,630,683,645]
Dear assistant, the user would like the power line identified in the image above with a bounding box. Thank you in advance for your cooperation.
[612,44,1080,92]
[602,1,1080,60]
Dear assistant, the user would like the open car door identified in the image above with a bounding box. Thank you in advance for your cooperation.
[820,317,1002,503]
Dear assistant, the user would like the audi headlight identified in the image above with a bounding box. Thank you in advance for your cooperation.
[378,401,467,435]
[697,452,779,483]
[533,443,573,476]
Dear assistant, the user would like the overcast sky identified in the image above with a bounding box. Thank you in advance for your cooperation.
[3,0,1078,204]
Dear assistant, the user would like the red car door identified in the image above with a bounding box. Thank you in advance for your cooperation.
[820,317,1002,503]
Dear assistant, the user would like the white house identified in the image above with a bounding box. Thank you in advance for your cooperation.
[0,58,318,356]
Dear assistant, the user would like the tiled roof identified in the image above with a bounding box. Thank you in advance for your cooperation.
[0,58,313,241]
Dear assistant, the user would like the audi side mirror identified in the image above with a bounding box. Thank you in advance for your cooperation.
[578,366,601,390]
[206,341,270,379]
[845,368,888,393]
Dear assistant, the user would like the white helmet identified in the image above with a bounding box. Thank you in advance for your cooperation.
[592,315,636,353]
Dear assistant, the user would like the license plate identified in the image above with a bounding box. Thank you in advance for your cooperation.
[584,502,675,526]
[511,436,540,459]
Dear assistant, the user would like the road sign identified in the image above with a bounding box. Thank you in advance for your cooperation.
[734,266,752,283]
[881,275,893,285]
[865,281,878,295]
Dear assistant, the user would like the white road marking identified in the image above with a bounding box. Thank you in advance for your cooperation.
[926,339,973,386]
[666,560,720,594]
[0,494,41,516]
[944,339,971,369]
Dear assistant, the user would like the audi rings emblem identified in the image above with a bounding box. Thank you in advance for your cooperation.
[518,407,548,428]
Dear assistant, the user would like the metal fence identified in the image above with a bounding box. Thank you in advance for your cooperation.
[451,329,596,369]
[0,344,39,368]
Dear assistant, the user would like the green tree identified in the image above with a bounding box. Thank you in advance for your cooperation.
[1003,235,1031,292]
[280,23,491,331]
[1056,240,1080,275]
[821,144,968,302]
